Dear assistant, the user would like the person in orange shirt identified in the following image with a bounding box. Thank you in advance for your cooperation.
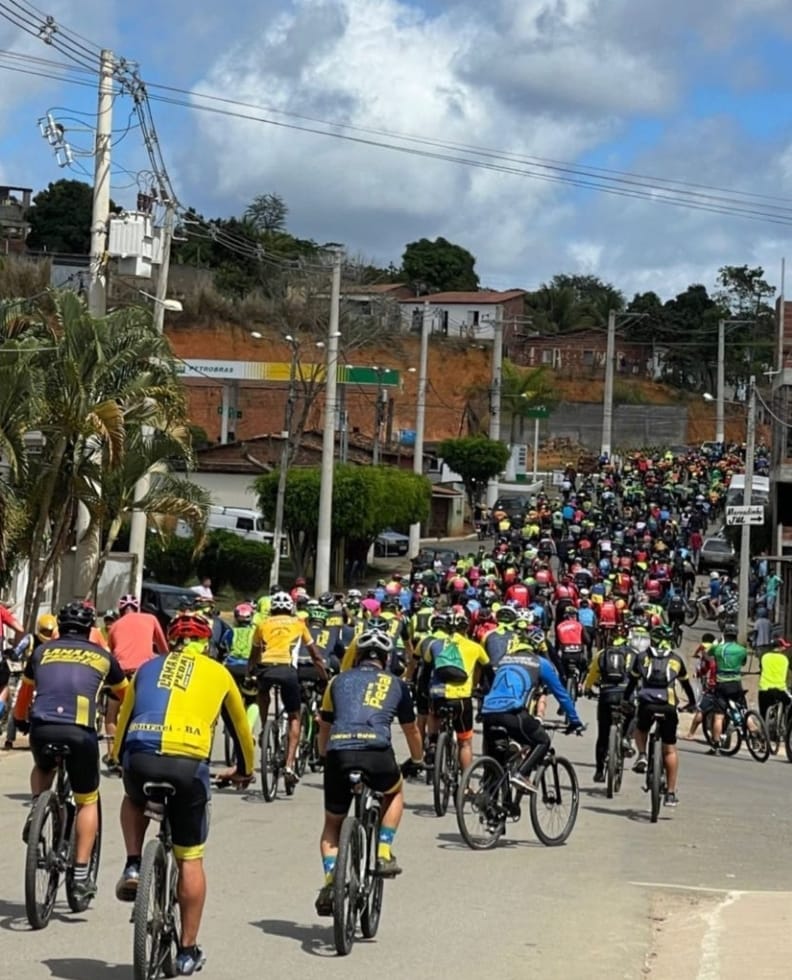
[104,594,168,767]
[248,591,327,786]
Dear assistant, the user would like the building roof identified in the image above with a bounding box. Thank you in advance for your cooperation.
[399,289,526,306]
[341,282,410,295]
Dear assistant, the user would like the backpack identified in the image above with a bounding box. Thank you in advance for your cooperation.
[644,651,678,689]
[667,594,685,615]
[433,638,468,683]
[600,647,627,685]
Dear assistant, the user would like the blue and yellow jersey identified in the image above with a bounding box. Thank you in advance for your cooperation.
[112,643,255,776]
[320,663,415,751]
[307,623,344,666]
[16,636,127,729]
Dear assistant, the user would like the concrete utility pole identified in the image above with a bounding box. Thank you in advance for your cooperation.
[270,338,299,588]
[716,319,725,446]
[486,310,504,508]
[600,309,616,459]
[409,301,430,558]
[87,48,114,317]
[315,249,343,594]
[737,375,756,646]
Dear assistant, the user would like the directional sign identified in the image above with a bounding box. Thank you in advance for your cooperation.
[726,505,764,526]
[524,406,550,419]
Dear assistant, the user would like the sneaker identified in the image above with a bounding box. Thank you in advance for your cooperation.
[593,769,605,783]
[622,738,635,757]
[70,877,97,902]
[510,771,537,794]
[375,855,403,878]
[115,864,140,902]
[664,792,679,808]
[632,754,647,774]
[706,747,720,756]
[284,767,299,788]
[315,883,334,917]
[175,945,206,976]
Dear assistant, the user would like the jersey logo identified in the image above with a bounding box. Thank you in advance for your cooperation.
[363,673,392,708]
[157,654,195,691]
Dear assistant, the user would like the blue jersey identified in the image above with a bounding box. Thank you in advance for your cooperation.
[578,607,597,628]
[482,653,580,724]
[320,664,415,751]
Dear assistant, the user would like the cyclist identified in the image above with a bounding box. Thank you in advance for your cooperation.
[583,641,635,782]
[707,623,748,755]
[682,633,717,740]
[3,613,58,749]
[556,607,587,687]
[757,637,791,721]
[248,591,328,787]
[305,606,345,677]
[0,600,24,648]
[224,602,256,685]
[112,611,255,976]
[481,645,584,793]
[315,627,423,916]
[625,639,696,807]
[104,594,168,767]
[421,610,489,775]
[14,602,128,902]
[192,596,232,659]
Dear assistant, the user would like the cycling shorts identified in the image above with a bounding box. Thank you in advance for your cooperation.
[0,658,10,690]
[429,697,474,740]
[713,681,745,715]
[30,722,100,805]
[635,703,678,744]
[323,747,402,815]
[257,664,301,713]
[482,710,548,758]
[123,753,210,861]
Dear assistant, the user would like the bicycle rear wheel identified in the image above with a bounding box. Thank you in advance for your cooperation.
[66,795,102,912]
[765,703,782,756]
[432,731,452,817]
[744,710,770,763]
[649,738,662,823]
[295,705,309,779]
[333,816,363,956]
[24,791,61,930]
[133,839,170,980]
[606,724,621,799]
[360,812,383,939]
[223,725,234,767]
[260,719,279,801]
[565,675,577,703]
[529,756,579,845]
[455,756,507,850]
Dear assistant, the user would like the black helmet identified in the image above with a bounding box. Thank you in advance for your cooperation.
[57,601,96,636]
[430,611,453,633]
[722,623,738,639]
[318,591,335,610]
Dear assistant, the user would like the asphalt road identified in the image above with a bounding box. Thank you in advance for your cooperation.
[1,615,789,980]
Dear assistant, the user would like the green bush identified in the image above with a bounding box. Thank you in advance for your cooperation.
[196,530,273,593]
[144,535,195,585]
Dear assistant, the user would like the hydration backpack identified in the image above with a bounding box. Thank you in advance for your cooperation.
[644,651,678,689]
[600,647,628,685]
[433,638,468,683]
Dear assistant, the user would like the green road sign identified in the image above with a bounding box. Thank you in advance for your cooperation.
[523,406,550,419]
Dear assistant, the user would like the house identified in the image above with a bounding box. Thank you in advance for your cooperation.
[0,185,32,253]
[399,289,527,342]
[512,327,657,377]
[335,282,414,332]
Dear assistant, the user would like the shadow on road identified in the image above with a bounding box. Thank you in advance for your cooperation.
[583,803,671,823]
[435,831,540,850]
[42,958,130,980]
[251,918,335,957]
[0,898,85,932]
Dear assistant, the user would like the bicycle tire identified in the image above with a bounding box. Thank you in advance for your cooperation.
[743,710,770,763]
[333,816,362,956]
[260,719,279,802]
[24,791,61,930]
[223,726,234,767]
[649,738,662,823]
[133,839,168,980]
[360,809,383,939]
[765,703,782,756]
[66,795,102,913]
[432,731,451,817]
[295,705,309,779]
[606,724,620,799]
[529,756,579,846]
[455,756,507,851]
[785,709,792,763]
[719,718,742,756]
[683,604,698,627]
[565,675,577,704]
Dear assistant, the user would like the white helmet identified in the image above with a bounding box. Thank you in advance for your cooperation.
[270,591,295,615]
[710,571,719,580]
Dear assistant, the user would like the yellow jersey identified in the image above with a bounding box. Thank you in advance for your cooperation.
[252,615,313,666]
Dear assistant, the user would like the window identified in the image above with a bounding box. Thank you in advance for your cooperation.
[581,349,595,367]
[468,310,480,326]
[541,349,553,365]
[236,517,253,531]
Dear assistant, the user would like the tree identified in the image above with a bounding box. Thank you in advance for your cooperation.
[435,436,511,513]
[244,193,289,233]
[526,274,624,332]
[401,237,479,293]
[715,265,776,379]
[26,179,118,253]
[499,362,558,444]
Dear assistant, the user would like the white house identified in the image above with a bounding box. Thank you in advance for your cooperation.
[399,289,527,340]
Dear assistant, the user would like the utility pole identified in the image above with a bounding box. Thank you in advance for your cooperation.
[716,319,725,446]
[315,249,343,594]
[600,309,616,459]
[372,371,386,465]
[409,301,430,558]
[486,310,504,508]
[270,338,299,587]
[87,49,114,317]
[737,375,756,646]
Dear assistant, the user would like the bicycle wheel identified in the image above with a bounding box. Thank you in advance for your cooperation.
[24,791,62,930]
[743,710,770,763]
[529,756,580,845]
[223,725,234,767]
[333,816,363,956]
[66,796,102,913]
[565,675,577,703]
[649,738,662,823]
[765,703,781,756]
[260,719,279,801]
[360,812,383,939]
[785,709,792,763]
[683,604,698,627]
[606,724,620,799]
[432,731,452,817]
[132,839,169,980]
[455,756,507,851]
[703,712,740,755]
[295,705,309,779]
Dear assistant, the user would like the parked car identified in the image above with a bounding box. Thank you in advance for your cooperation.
[374,529,410,557]
[698,536,737,574]
[411,547,460,572]
[141,581,201,633]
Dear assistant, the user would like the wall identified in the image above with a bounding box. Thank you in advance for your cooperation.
[184,471,261,509]
[515,403,688,450]
[59,553,137,611]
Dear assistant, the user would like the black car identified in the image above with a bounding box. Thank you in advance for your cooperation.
[141,581,200,633]
[411,547,460,573]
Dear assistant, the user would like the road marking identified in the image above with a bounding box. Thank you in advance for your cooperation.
[629,880,768,895]
[696,890,740,980]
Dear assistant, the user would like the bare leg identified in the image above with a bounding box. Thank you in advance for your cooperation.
[176,858,206,948]
[663,744,678,793]
[74,801,99,864]
[120,795,149,856]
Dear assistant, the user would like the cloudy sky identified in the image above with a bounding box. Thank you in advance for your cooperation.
[3,0,792,299]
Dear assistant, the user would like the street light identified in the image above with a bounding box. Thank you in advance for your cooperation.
[138,290,183,313]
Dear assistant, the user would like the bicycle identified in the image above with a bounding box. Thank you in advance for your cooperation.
[332,769,389,957]
[223,688,260,767]
[432,702,460,817]
[561,654,585,706]
[702,692,770,763]
[132,781,181,980]
[259,681,295,801]
[296,679,324,777]
[763,696,792,760]
[605,705,627,799]
[643,709,670,823]
[24,743,102,930]
[455,720,580,850]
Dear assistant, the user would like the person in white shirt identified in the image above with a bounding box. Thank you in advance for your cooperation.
[191,577,214,601]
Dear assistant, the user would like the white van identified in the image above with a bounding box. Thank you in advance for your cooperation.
[177,506,288,557]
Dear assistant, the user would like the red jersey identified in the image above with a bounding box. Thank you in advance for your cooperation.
[599,601,618,626]
[505,583,529,608]
[556,619,584,650]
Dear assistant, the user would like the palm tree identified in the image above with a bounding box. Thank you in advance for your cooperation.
[499,361,558,444]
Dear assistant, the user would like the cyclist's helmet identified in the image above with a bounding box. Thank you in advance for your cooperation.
[420,596,436,609]
[57,601,95,636]
[515,609,535,630]
[430,611,453,633]
[710,571,720,580]
[192,596,214,615]
[270,583,284,594]
[318,591,335,610]
[270,591,295,615]
[35,612,58,640]
[308,607,327,625]
[495,605,518,625]
[118,594,140,613]
[722,623,738,639]
[102,608,118,625]
[356,628,394,662]
[364,616,390,633]
[233,602,254,626]
[381,594,400,611]
[564,607,579,619]
[167,612,213,644]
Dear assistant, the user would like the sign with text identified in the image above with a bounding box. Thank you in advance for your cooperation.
[726,505,764,526]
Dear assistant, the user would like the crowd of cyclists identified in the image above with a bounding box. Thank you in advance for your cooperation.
[1,444,790,971]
